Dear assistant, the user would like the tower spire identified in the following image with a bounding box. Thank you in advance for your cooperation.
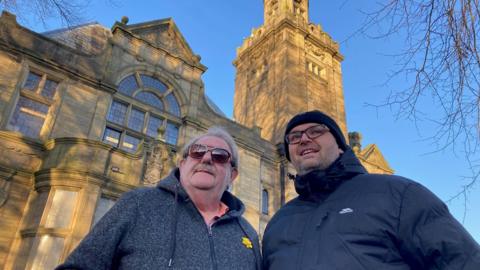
[263,0,309,26]
[234,0,346,143]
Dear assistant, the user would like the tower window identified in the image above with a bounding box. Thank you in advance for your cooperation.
[306,61,326,80]
[262,188,269,215]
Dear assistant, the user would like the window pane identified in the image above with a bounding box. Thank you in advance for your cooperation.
[165,122,179,145]
[41,79,58,99]
[45,190,78,228]
[146,116,163,138]
[134,91,164,110]
[103,127,121,147]
[165,93,180,117]
[9,97,48,138]
[24,72,41,91]
[122,134,141,152]
[107,101,127,125]
[262,189,269,215]
[140,75,167,93]
[28,235,64,270]
[92,197,116,226]
[127,108,145,132]
[118,75,138,96]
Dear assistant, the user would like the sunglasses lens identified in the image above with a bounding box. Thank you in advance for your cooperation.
[211,149,230,164]
[189,144,207,159]
[188,144,231,164]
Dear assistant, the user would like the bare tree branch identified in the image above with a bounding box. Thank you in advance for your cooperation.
[0,0,120,29]
[356,0,480,210]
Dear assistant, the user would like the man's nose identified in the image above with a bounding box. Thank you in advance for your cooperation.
[200,151,213,163]
[299,132,312,143]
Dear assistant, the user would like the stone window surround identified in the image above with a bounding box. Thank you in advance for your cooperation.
[19,187,80,270]
[306,58,327,81]
[6,66,63,140]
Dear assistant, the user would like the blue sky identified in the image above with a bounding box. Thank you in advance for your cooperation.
[16,1,479,241]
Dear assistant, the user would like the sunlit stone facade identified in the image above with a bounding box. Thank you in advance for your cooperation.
[0,1,393,268]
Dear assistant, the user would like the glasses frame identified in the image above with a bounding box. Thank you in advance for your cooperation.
[285,124,330,145]
[188,143,233,166]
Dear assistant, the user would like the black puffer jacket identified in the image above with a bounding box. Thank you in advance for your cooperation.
[262,149,480,269]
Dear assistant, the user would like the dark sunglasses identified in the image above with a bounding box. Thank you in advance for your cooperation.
[285,124,329,144]
[188,144,232,165]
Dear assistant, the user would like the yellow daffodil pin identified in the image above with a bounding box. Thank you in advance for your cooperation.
[242,237,253,249]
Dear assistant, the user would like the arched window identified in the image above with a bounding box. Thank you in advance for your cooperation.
[134,91,164,110]
[117,74,180,117]
[139,74,167,93]
[102,73,181,152]
[262,189,269,215]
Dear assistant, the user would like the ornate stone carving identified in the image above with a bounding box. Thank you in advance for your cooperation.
[305,40,325,60]
[143,127,176,186]
[348,131,362,153]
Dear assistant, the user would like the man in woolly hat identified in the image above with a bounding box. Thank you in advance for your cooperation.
[262,110,480,270]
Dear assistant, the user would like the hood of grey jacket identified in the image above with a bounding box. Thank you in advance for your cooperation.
[156,168,246,219]
[156,168,261,269]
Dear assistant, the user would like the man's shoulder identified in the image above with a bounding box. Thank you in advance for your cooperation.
[349,173,418,191]
[120,186,172,205]
[125,186,162,196]
[238,216,259,237]
[265,197,314,229]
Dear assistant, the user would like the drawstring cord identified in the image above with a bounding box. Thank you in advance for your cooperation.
[167,183,180,267]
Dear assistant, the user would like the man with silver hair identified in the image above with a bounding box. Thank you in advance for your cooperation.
[57,127,262,270]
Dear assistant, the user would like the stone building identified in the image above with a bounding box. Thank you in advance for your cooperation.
[0,0,392,269]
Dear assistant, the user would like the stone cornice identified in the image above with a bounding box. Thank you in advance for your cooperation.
[0,165,33,183]
[0,12,117,94]
[359,158,395,174]
[44,137,144,160]
[34,168,138,193]
[111,22,207,74]
[235,18,343,64]
[0,131,46,151]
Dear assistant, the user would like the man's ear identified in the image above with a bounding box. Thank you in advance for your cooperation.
[178,158,185,168]
[230,168,238,182]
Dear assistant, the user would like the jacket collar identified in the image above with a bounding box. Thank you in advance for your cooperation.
[294,148,367,201]
[156,168,245,218]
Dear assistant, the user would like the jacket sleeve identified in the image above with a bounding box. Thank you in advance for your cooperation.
[397,182,480,269]
[55,190,140,270]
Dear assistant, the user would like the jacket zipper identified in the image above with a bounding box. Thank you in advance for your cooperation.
[208,225,218,270]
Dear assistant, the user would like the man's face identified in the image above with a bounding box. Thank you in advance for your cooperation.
[179,136,238,198]
[288,123,344,175]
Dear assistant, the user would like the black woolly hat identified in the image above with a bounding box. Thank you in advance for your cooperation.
[284,110,348,161]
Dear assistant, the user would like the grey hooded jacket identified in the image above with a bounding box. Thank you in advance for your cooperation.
[56,169,262,270]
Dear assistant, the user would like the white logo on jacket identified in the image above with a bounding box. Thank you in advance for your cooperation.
[339,208,354,214]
